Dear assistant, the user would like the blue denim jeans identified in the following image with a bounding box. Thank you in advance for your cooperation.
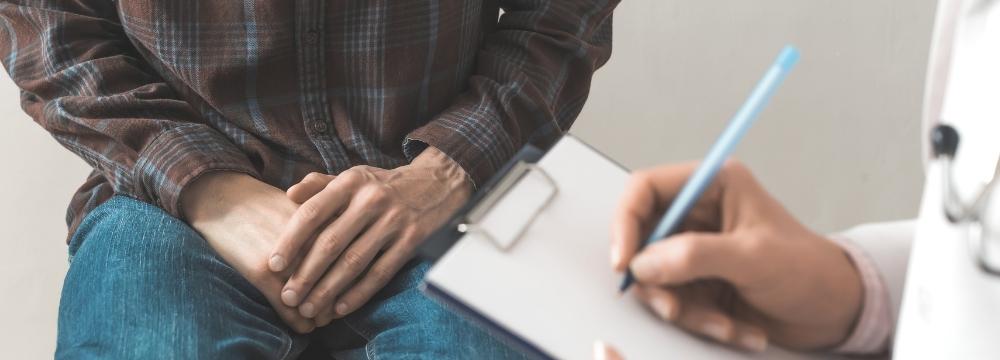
[56,196,521,359]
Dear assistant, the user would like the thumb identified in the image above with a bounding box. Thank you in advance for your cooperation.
[629,232,746,286]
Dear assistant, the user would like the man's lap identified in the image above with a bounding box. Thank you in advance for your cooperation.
[57,196,518,359]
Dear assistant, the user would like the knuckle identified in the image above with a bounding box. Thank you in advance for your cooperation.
[352,165,376,176]
[361,184,391,205]
[368,266,394,285]
[339,168,366,185]
[297,202,322,223]
[304,172,324,183]
[318,231,346,254]
[341,250,366,268]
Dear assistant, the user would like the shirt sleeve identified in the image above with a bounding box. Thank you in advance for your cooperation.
[0,1,258,219]
[403,0,619,185]
[830,236,894,355]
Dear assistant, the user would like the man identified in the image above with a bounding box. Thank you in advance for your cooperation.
[598,0,995,357]
[0,1,617,358]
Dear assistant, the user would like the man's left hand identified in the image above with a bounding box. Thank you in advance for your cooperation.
[268,147,471,326]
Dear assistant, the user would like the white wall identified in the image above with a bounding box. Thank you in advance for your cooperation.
[0,68,89,357]
[573,0,935,233]
[0,1,935,357]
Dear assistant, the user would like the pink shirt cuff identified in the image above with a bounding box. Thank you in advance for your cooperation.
[830,236,894,354]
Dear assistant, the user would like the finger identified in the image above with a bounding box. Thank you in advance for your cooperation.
[593,341,625,360]
[632,285,681,322]
[280,202,379,307]
[270,171,364,272]
[629,232,746,286]
[332,228,417,318]
[674,298,768,352]
[287,173,336,204]
[674,298,736,345]
[297,214,398,318]
[611,173,657,272]
[612,162,709,272]
[257,275,317,334]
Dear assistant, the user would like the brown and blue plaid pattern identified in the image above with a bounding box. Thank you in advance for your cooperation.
[0,0,616,240]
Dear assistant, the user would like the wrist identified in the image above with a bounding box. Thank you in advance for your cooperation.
[412,146,473,194]
[814,235,866,346]
[180,171,270,225]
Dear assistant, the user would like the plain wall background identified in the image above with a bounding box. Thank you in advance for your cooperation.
[0,1,933,357]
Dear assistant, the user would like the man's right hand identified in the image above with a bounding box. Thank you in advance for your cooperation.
[180,171,318,333]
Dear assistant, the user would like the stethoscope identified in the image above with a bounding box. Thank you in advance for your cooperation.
[931,124,1000,275]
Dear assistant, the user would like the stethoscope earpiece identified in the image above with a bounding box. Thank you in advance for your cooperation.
[932,124,960,159]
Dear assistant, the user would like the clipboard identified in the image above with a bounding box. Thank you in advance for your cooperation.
[418,135,829,360]
[418,143,548,261]
[417,135,593,359]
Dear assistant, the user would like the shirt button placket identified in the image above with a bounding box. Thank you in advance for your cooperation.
[297,0,349,173]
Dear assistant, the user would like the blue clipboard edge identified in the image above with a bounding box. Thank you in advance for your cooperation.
[420,281,553,360]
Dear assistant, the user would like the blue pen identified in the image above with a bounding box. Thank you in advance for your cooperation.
[619,46,800,292]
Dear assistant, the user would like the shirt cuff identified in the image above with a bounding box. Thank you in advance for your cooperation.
[133,124,259,219]
[830,236,894,355]
[403,111,518,187]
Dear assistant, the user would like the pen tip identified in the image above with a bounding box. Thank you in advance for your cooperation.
[618,271,633,294]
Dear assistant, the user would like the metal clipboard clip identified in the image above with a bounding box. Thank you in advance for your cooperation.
[456,161,558,251]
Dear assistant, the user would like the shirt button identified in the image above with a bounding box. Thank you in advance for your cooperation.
[312,121,328,134]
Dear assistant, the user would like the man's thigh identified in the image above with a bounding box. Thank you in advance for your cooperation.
[327,260,524,359]
[57,196,307,359]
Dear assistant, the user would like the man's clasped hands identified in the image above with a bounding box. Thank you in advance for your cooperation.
[179,147,471,333]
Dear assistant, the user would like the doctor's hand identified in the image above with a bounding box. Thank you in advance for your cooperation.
[268,147,471,325]
[611,161,863,352]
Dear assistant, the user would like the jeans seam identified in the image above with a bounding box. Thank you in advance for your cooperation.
[366,340,376,360]
[276,334,295,360]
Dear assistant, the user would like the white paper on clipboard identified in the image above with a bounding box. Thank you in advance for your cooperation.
[426,135,840,360]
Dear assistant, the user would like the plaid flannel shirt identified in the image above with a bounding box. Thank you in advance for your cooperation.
[0,0,616,240]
